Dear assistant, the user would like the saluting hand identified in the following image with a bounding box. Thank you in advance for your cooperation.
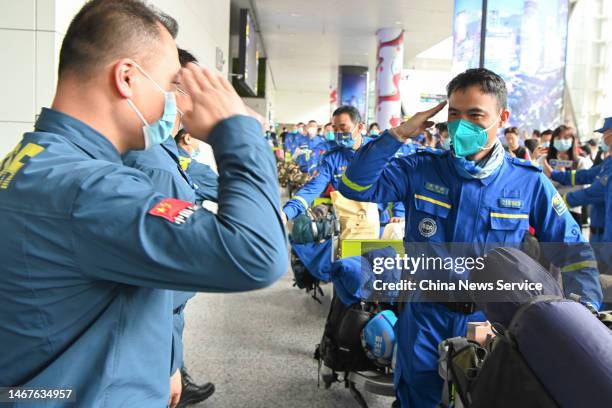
[179,63,248,141]
[390,101,447,140]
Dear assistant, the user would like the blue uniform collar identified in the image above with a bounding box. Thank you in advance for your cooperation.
[35,108,122,163]
[176,145,191,159]
[161,137,181,161]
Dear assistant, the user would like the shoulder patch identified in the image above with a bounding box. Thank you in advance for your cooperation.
[149,198,196,225]
[551,192,568,216]
[510,157,542,172]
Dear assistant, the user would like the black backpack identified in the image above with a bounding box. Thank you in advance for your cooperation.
[439,297,612,408]
[315,291,399,388]
[290,250,324,301]
[438,326,558,408]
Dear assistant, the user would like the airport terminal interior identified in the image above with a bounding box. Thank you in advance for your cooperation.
[1,0,612,407]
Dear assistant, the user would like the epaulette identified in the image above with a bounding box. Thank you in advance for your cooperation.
[510,157,542,172]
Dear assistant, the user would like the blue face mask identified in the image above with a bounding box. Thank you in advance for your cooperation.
[442,138,451,150]
[325,131,335,141]
[335,131,355,148]
[448,112,500,158]
[540,141,550,148]
[370,130,380,136]
[553,139,572,153]
[127,63,178,150]
[600,139,609,153]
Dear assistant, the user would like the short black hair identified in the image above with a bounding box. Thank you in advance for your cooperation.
[333,105,362,124]
[504,127,519,136]
[447,68,507,110]
[532,129,541,137]
[541,129,553,137]
[59,0,178,78]
[587,138,598,146]
[369,122,379,131]
[308,120,317,125]
[174,128,187,143]
[178,48,198,67]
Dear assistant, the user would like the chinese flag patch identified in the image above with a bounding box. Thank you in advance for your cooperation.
[148,198,196,225]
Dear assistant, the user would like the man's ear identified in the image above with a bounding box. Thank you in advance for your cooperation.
[113,59,138,99]
[499,109,511,128]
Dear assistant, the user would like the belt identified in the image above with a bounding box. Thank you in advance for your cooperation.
[591,226,605,235]
[438,302,477,314]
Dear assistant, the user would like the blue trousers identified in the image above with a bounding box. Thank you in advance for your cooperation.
[394,302,485,408]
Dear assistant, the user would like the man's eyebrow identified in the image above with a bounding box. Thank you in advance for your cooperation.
[448,107,488,114]
[467,107,487,114]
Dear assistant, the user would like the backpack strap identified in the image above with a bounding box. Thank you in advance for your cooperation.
[438,337,471,408]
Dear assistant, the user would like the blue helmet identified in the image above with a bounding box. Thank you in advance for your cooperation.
[361,310,397,366]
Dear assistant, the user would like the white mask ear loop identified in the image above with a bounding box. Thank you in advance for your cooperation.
[132,61,166,93]
[481,110,503,151]
[176,87,189,118]
[126,98,149,126]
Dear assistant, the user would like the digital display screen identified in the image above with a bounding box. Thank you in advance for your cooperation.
[239,9,259,95]
[485,0,568,129]
[339,67,369,122]
[452,0,569,130]
[452,0,483,73]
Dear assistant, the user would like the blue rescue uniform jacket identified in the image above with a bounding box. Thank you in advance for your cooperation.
[605,170,612,267]
[339,132,602,408]
[0,108,287,407]
[294,135,329,175]
[176,145,219,203]
[552,157,611,242]
[123,136,220,375]
[340,132,601,304]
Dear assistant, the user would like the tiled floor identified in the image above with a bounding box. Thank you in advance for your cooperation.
[182,273,394,408]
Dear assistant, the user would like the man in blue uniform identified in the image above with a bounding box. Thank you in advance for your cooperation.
[122,48,218,408]
[603,128,612,271]
[282,106,366,222]
[294,120,328,174]
[0,2,287,407]
[284,122,306,157]
[174,128,219,203]
[339,68,602,407]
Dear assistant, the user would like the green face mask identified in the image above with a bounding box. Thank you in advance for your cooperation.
[448,112,501,158]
